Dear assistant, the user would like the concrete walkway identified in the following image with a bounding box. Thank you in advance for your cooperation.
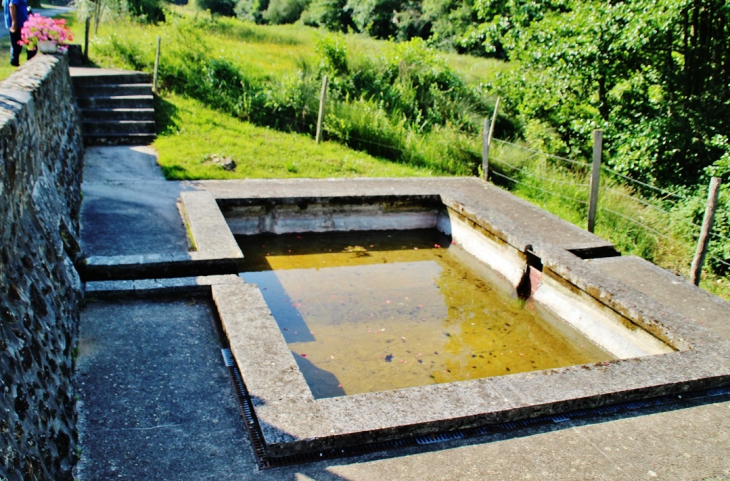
[75,146,730,480]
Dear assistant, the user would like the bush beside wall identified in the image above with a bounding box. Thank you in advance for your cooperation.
[0,54,84,480]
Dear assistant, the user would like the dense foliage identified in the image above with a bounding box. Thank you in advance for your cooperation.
[225,0,729,191]
[492,0,730,189]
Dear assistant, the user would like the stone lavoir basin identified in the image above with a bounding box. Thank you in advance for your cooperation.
[179,178,730,463]
[240,229,639,399]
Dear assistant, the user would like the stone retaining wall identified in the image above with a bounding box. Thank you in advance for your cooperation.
[0,54,83,480]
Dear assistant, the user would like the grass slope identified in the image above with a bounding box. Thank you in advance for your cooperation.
[155,94,433,179]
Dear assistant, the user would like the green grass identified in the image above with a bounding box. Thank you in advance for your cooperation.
[154,93,434,179]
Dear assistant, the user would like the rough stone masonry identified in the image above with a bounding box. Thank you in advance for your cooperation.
[0,54,84,480]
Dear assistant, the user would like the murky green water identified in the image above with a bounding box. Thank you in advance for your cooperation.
[237,230,613,399]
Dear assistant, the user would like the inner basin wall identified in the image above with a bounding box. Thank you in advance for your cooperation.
[220,196,443,235]
[222,196,673,360]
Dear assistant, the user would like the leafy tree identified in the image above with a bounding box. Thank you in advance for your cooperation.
[263,0,310,23]
[235,0,268,22]
[493,0,730,187]
[346,0,402,37]
[301,0,354,31]
[422,0,478,52]
[197,0,237,16]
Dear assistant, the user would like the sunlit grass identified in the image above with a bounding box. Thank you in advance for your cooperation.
[154,93,435,179]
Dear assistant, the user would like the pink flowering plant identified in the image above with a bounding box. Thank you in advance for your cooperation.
[20,14,74,52]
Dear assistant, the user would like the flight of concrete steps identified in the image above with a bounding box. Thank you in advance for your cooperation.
[70,68,156,145]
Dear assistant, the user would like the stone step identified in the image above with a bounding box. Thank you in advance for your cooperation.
[80,108,155,121]
[71,71,151,86]
[77,95,154,109]
[74,83,153,97]
[82,120,156,135]
[83,132,157,146]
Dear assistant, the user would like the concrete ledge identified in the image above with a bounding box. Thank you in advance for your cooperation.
[214,269,730,459]
[148,178,730,460]
[191,177,615,253]
[589,256,730,341]
[81,253,240,281]
[84,274,242,298]
[181,191,243,261]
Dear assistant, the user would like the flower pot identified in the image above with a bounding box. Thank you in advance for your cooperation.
[38,41,57,54]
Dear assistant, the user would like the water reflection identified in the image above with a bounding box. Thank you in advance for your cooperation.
[237,230,613,398]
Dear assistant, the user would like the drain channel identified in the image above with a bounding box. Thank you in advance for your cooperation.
[221,348,730,469]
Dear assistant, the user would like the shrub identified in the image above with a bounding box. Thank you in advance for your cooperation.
[235,0,268,22]
[197,0,237,16]
[300,0,353,31]
[262,0,309,24]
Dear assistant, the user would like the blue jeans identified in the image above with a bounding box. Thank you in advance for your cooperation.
[9,27,36,67]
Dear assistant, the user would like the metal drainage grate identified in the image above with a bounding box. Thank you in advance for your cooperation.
[220,348,730,469]
[415,431,465,445]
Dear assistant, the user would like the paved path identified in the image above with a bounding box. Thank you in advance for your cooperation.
[80,146,189,256]
[75,145,730,480]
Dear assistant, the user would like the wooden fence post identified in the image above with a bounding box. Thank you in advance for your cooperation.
[482,118,490,180]
[488,97,500,145]
[481,98,500,181]
[587,129,603,233]
[84,17,90,62]
[153,37,161,94]
[690,176,722,285]
[315,75,329,145]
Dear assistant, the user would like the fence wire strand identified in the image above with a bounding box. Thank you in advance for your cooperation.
[490,170,589,205]
[492,138,591,167]
[600,165,687,200]
[601,186,730,245]
[601,208,730,270]
[491,155,591,187]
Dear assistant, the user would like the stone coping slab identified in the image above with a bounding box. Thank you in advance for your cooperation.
[589,255,730,341]
[104,177,729,460]
[81,253,240,281]
[189,177,615,253]
[180,191,244,261]
[83,258,730,462]
[80,192,244,280]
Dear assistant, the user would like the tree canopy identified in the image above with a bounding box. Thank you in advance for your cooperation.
[232,0,728,188]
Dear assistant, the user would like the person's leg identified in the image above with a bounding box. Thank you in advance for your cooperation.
[9,29,21,66]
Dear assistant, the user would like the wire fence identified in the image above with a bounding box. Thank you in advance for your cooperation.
[183,70,730,283]
[487,135,729,282]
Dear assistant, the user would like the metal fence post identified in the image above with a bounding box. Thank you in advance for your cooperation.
[690,177,722,285]
[587,130,603,233]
